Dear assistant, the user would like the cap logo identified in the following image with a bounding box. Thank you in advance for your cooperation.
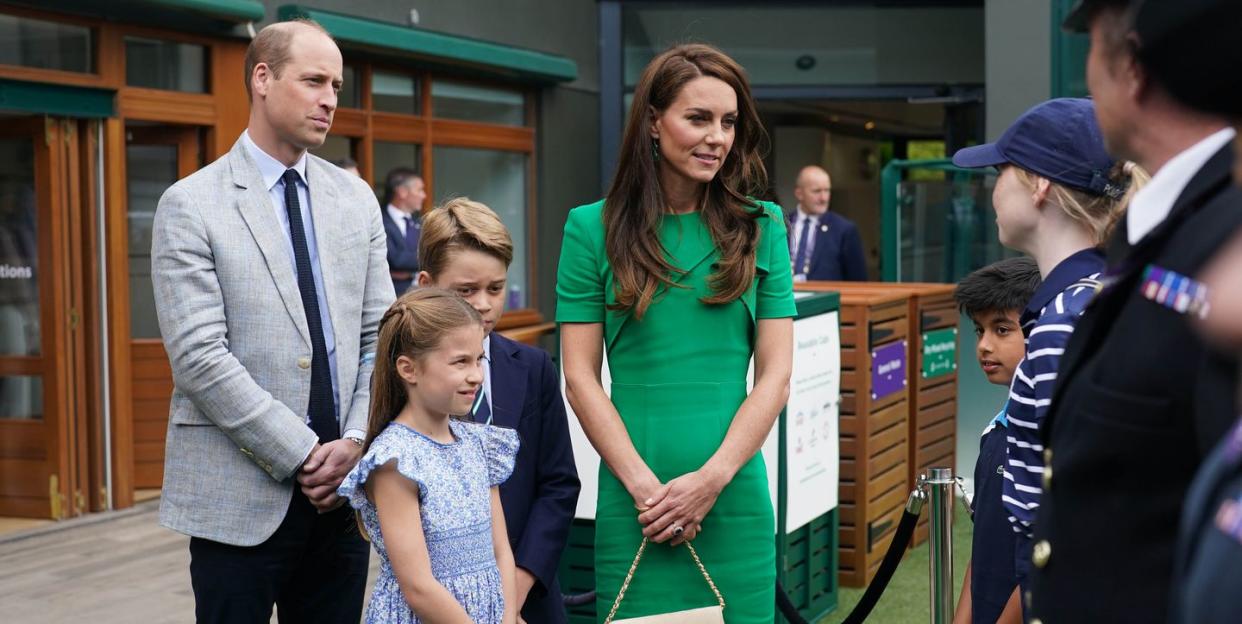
[1090,170,1128,200]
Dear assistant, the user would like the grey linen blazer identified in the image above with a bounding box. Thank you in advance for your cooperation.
[152,137,395,546]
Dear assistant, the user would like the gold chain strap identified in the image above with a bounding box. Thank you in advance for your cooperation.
[603,537,726,624]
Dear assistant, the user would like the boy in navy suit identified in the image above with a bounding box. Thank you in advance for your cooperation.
[416,197,580,623]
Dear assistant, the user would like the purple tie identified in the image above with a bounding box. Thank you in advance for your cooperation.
[793,217,812,275]
[404,215,420,252]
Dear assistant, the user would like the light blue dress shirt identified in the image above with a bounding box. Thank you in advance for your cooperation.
[242,131,362,440]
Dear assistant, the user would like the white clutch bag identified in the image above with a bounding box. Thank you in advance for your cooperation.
[605,537,726,624]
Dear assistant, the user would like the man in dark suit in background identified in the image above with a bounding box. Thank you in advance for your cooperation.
[787,165,868,282]
[380,166,425,294]
[1027,1,1242,621]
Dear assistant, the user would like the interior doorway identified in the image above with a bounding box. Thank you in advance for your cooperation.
[760,97,983,280]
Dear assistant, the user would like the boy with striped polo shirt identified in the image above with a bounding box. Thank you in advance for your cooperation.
[952,98,1146,606]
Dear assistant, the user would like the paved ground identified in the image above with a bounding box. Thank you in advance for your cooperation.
[1,499,968,623]
[0,501,380,623]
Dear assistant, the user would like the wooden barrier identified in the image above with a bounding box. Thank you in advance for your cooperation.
[797,286,910,588]
[805,282,960,547]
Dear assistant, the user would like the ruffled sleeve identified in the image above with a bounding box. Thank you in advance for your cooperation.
[480,424,520,487]
[337,431,426,509]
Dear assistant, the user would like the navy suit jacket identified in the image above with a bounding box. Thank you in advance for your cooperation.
[381,208,419,294]
[489,332,580,624]
[787,210,868,281]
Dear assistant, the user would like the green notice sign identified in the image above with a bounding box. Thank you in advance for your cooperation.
[921,327,957,379]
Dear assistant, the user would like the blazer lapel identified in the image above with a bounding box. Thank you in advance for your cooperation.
[1049,145,1234,426]
[230,142,311,348]
[307,158,345,344]
[488,334,528,428]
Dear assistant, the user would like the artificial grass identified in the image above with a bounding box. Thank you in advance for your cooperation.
[818,506,973,623]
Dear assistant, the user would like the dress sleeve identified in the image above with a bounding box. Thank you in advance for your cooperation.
[555,205,606,323]
[757,203,798,319]
[336,433,426,508]
[481,424,521,487]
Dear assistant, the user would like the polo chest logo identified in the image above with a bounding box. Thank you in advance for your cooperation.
[1139,265,1210,318]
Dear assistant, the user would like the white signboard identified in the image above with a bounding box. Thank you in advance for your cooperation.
[562,349,607,520]
[783,311,841,532]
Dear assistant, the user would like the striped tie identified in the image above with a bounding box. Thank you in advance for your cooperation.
[471,387,491,425]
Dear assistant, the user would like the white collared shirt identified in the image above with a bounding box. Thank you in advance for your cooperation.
[387,204,417,237]
[481,334,493,414]
[1127,127,1236,244]
[240,131,362,440]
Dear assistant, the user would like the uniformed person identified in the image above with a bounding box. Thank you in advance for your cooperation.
[1027,1,1242,622]
[1126,1,1242,621]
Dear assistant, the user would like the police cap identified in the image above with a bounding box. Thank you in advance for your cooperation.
[1061,0,1134,33]
[1136,0,1242,117]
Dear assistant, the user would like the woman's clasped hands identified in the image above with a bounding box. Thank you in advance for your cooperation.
[632,468,727,546]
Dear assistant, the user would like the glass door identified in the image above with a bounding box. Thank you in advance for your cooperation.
[0,116,83,518]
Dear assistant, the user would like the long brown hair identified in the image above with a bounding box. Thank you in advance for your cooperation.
[605,43,769,319]
[364,287,483,451]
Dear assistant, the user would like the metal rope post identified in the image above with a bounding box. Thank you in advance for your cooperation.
[923,467,955,624]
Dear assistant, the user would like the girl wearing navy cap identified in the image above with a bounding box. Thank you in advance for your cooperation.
[949,97,1146,624]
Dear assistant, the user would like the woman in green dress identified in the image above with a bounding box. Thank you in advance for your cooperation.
[556,44,796,623]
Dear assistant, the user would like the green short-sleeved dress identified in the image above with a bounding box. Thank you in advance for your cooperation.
[556,199,797,623]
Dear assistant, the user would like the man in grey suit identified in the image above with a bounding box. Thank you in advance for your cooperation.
[151,19,394,623]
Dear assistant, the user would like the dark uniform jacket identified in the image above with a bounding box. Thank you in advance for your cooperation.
[1027,145,1242,622]
[1173,417,1242,624]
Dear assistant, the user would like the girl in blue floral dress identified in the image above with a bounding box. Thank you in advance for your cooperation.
[339,288,519,624]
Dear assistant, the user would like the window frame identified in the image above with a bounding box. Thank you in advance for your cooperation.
[325,62,540,308]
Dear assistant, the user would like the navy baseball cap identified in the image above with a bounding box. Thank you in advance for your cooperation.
[952,98,1122,198]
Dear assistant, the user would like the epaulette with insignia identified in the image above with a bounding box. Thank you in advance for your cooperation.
[1139,265,1210,318]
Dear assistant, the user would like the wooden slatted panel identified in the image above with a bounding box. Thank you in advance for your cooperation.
[802,282,961,548]
[131,340,172,489]
[797,286,911,587]
[908,289,959,546]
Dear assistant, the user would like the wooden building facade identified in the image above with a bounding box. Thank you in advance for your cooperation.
[0,0,577,519]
